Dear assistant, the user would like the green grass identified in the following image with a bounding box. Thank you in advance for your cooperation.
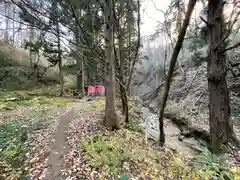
[0,90,72,111]
[121,97,143,133]
[83,129,240,179]
[0,98,60,179]
[83,134,130,177]
[125,118,143,133]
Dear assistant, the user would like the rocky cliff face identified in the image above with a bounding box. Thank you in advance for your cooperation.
[133,61,240,124]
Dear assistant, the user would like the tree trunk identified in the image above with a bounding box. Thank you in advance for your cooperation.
[81,60,85,95]
[74,10,85,96]
[4,1,9,43]
[126,0,140,94]
[158,0,197,146]
[76,56,85,96]
[176,0,185,81]
[76,72,81,91]
[29,26,37,83]
[12,6,15,45]
[19,18,23,47]
[58,55,63,97]
[103,0,120,130]
[118,0,129,123]
[57,22,63,96]
[207,0,234,154]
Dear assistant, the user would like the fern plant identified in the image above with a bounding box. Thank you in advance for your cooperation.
[194,148,234,180]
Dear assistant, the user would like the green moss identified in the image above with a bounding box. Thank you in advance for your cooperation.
[27,96,71,107]
[0,90,72,111]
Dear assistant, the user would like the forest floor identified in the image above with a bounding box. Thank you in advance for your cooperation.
[0,88,240,180]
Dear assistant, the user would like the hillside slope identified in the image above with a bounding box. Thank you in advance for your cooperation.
[0,41,60,90]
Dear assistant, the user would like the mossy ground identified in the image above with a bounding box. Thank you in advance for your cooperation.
[0,87,73,111]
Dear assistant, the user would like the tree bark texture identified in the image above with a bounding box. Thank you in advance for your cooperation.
[56,21,63,96]
[158,0,197,146]
[118,0,129,123]
[207,0,234,154]
[104,0,120,130]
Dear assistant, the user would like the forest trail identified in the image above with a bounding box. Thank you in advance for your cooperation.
[27,97,213,179]
[45,98,104,179]
[44,99,202,179]
[25,97,201,179]
[46,108,72,180]
[1,95,239,179]
[9,97,107,180]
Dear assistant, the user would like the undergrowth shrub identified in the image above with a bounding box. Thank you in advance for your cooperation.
[125,98,143,133]
[83,135,130,177]
[0,120,31,179]
[0,50,32,90]
[0,111,49,179]
[125,118,143,133]
[194,149,235,180]
[29,86,60,97]
[27,96,71,107]
[83,130,240,179]
[0,92,30,110]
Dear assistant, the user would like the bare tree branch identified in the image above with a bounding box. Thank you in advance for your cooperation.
[200,16,210,26]
[215,8,240,50]
[224,41,240,52]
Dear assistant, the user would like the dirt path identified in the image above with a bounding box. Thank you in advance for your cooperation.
[46,109,73,180]
[22,97,106,180]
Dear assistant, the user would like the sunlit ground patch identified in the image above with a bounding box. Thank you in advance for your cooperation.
[0,91,73,111]
[94,97,105,109]
[27,96,71,107]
